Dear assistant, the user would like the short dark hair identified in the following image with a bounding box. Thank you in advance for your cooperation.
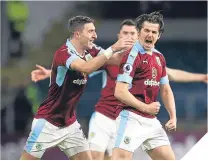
[120,19,136,30]
[68,15,94,39]
[135,11,164,34]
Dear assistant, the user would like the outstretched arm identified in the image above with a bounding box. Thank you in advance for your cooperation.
[166,67,208,83]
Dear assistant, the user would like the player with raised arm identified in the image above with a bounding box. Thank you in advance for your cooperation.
[20,15,134,160]
[113,11,176,160]
[29,19,137,160]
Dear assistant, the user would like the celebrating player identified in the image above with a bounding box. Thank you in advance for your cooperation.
[20,15,134,160]
[113,11,176,160]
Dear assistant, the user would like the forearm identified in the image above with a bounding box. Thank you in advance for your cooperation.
[176,72,205,82]
[106,51,124,66]
[115,88,147,112]
[83,38,133,71]
[83,54,109,74]
[161,89,176,119]
[167,68,205,82]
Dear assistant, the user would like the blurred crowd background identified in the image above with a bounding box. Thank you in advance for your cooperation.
[1,1,207,160]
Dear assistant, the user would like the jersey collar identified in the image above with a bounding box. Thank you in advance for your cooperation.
[134,40,157,55]
[66,39,84,58]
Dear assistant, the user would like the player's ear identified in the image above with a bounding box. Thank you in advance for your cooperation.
[74,31,80,38]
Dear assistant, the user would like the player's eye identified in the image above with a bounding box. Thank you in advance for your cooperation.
[89,30,94,33]
[144,29,149,33]
[122,32,127,35]
[152,31,158,34]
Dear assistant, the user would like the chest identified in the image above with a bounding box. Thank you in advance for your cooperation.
[137,55,163,79]
[65,70,88,87]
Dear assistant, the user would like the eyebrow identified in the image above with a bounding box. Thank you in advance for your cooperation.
[144,28,158,32]
[89,29,95,31]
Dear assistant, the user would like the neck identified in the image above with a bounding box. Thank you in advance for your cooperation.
[146,50,153,55]
[70,39,85,57]
[138,39,153,55]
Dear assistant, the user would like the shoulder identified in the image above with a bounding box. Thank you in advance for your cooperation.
[56,44,78,57]
[153,48,165,59]
[53,44,76,65]
[124,44,139,56]
[55,44,68,55]
[153,48,163,55]
[123,45,142,61]
[153,48,166,66]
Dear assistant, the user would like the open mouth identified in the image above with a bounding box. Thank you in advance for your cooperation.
[145,39,153,45]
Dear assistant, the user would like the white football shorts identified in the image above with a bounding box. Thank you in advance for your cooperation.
[114,110,170,152]
[88,111,116,156]
[24,118,89,158]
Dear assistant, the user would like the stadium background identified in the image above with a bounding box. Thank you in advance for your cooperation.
[1,1,207,159]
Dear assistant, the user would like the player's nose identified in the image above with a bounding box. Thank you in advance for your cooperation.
[127,34,132,38]
[93,32,97,39]
[147,32,153,37]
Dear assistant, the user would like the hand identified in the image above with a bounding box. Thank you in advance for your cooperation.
[111,37,134,52]
[145,102,161,115]
[165,118,177,132]
[31,64,51,82]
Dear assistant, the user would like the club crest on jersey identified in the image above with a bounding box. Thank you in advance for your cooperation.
[85,54,93,61]
[36,143,43,150]
[123,64,133,73]
[124,136,131,144]
[156,57,161,66]
[152,67,157,79]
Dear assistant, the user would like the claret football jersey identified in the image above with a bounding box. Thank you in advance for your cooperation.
[35,40,103,126]
[116,41,169,118]
[95,65,121,120]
